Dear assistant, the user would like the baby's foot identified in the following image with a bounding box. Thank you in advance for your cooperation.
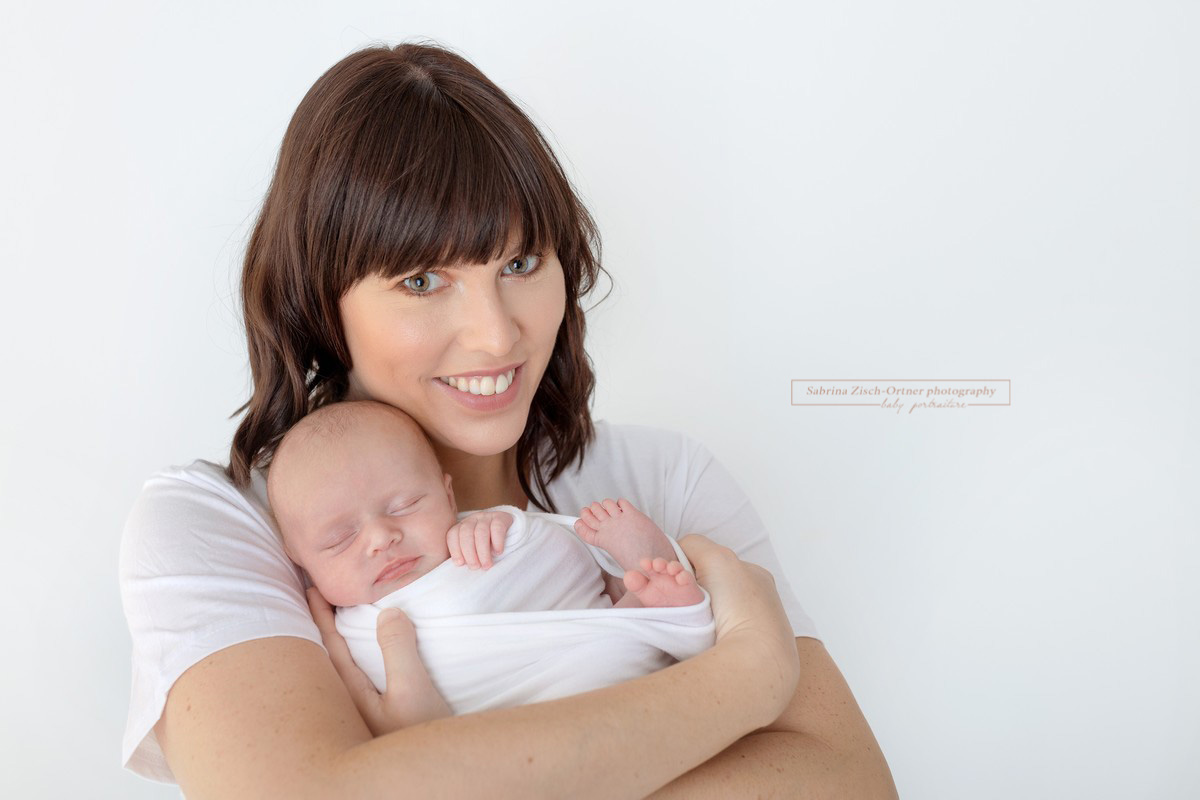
[573,498,676,571]
[623,557,705,608]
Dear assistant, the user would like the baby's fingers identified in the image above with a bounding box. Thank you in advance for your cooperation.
[447,523,466,566]
[474,521,494,569]
[490,518,507,556]
[458,523,482,569]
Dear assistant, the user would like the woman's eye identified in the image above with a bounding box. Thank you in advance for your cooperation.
[502,254,541,276]
[401,272,446,295]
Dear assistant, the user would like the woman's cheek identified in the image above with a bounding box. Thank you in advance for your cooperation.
[527,265,567,336]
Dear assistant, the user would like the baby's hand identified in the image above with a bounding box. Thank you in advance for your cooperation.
[446,510,514,570]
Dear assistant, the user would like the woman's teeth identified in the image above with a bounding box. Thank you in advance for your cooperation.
[439,369,516,396]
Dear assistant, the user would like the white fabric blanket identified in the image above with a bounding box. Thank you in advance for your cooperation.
[335,505,716,715]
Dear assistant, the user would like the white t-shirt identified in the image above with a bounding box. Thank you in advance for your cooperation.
[119,419,820,784]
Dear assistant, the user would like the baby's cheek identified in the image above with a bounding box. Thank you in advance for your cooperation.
[312,563,370,608]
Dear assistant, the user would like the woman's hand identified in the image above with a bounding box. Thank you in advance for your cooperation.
[306,587,452,736]
[678,534,801,722]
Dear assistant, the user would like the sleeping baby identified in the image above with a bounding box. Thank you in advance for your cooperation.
[266,400,714,726]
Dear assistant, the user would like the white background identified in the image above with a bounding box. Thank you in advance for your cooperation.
[2,2,1196,797]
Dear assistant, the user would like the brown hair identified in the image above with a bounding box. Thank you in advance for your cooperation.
[226,41,606,512]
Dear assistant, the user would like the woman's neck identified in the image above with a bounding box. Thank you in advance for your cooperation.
[433,444,529,513]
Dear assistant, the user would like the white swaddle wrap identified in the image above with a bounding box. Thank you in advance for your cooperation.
[335,505,716,715]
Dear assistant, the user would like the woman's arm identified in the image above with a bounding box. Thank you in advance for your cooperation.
[647,434,898,796]
[647,637,899,799]
[157,535,799,799]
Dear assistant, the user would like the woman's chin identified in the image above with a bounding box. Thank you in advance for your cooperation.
[434,413,528,457]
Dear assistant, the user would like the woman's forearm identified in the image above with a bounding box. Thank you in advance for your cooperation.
[327,639,778,799]
[163,635,781,799]
[646,731,814,799]
[643,638,899,799]
[646,730,899,799]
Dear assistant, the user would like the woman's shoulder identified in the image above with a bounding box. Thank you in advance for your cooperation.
[135,458,270,507]
[547,419,715,533]
[119,459,317,783]
[120,459,280,576]
[582,419,709,468]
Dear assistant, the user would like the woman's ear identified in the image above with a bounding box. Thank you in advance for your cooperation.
[444,473,457,517]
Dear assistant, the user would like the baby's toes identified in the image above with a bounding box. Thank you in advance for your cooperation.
[623,569,649,593]
[665,560,684,576]
[575,515,597,538]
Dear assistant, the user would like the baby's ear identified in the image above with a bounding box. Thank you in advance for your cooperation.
[444,473,457,516]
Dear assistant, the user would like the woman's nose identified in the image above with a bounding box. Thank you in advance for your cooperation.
[455,281,520,356]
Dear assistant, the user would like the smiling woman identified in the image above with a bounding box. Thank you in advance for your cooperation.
[119,40,897,798]
[229,44,599,515]
[338,246,567,473]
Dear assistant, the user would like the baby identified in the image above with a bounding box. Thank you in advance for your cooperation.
[267,400,705,724]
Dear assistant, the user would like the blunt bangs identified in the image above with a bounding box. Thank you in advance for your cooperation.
[327,63,571,289]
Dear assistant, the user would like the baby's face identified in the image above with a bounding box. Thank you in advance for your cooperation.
[272,410,458,606]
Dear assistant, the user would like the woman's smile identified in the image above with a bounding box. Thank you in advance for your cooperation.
[434,364,523,411]
[437,364,519,395]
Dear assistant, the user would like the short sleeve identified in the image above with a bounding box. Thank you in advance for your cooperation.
[118,461,323,784]
[673,436,821,642]
[546,421,820,643]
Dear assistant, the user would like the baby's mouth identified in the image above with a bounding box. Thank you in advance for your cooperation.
[375,556,420,584]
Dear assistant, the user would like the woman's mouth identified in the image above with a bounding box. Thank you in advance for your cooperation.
[437,367,517,396]
[433,364,522,411]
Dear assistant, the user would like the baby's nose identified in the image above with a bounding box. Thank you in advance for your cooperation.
[367,521,402,553]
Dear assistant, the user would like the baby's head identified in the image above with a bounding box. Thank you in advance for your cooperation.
[267,400,458,606]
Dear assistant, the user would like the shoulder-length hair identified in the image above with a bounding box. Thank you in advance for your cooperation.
[226,42,605,513]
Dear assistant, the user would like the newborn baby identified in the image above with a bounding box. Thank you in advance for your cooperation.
[267,400,708,725]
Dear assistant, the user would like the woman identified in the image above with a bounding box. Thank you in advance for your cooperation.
[120,42,898,797]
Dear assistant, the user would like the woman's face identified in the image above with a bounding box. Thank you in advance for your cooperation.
[339,243,567,458]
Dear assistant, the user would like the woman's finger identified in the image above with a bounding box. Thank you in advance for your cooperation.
[677,533,736,561]
[677,534,738,585]
[677,535,801,721]
[376,608,417,696]
[677,534,794,661]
